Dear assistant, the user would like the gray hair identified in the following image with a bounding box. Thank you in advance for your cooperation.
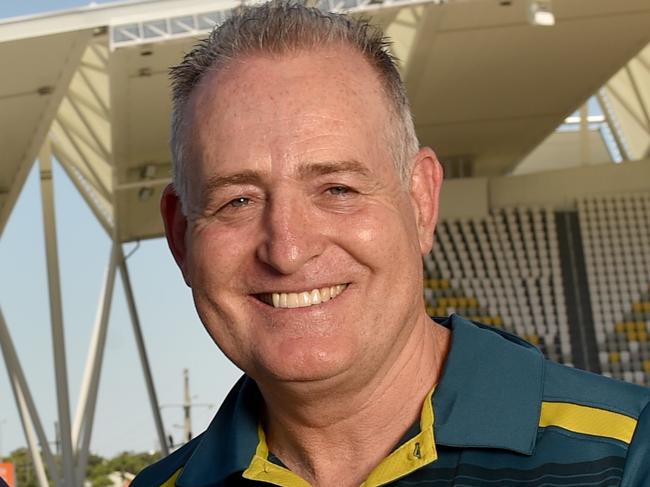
[169,0,419,213]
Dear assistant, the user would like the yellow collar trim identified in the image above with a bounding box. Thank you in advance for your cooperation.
[242,387,438,487]
[160,468,182,487]
[242,425,311,487]
[361,386,438,487]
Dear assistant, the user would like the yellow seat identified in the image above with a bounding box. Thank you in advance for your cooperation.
[644,360,650,373]
[615,322,625,333]
[627,330,638,342]
[526,335,540,346]
[610,352,620,363]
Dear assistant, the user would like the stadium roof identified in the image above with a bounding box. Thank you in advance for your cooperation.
[1,0,649,242]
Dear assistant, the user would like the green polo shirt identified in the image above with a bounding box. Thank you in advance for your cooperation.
[133,315,650,486]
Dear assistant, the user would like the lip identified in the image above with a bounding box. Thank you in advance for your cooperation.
[249,282,350,295]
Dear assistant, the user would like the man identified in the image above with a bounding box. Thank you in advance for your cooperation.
[133,2,650,486]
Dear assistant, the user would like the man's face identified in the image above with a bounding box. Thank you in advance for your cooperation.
[164,46,441,388]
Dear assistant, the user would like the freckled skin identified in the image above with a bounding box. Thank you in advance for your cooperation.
[163,45,443,393]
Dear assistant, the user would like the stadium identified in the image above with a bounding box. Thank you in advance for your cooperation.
[0,0,649,485]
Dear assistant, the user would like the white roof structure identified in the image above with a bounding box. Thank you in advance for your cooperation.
[1,0,649,242]
[1,0,649,485]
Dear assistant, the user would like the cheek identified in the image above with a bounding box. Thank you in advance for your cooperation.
[338,202,419,262]
[186,225,252,286]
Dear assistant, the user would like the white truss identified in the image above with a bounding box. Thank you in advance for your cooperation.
[109,0,441,49]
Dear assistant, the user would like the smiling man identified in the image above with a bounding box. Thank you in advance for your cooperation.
[133,2,650,486]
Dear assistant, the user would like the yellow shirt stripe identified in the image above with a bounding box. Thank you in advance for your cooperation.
[539,401,638,444]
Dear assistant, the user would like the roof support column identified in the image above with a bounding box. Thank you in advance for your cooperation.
[597,90,630,162]
[72,243,119,485]
[0,307,58,487]
[38,143,76,487]
[119,247,169,456]
[579,104,591,165]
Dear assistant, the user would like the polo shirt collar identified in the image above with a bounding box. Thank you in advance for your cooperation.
[177,375,261,486]
[178,315,545,485]
[432,314,544,455]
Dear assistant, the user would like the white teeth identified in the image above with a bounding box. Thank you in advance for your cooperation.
[287,293,299,308]
[268,284,347,309]
[321,286,331,302]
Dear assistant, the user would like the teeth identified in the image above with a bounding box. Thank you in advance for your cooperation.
[267,284,347,309]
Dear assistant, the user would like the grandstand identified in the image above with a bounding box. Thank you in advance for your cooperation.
[0,0,649,486]
[423,161,650,386]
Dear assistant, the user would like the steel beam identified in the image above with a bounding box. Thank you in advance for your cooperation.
[38,144,76,487]
[66,95,112,162]
[606,83,650,137]
[625,65,650,133]
[597,90,631,162]
[52,118,112,202]
[0,31,90,238]
[0,307,59,487]
[579,104,591,165]
[119,248,169,456]
[51,142,114,236]
[73,244,119,485]
[75,68,110,118]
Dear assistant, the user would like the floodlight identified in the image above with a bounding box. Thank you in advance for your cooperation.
[528,0,555,27]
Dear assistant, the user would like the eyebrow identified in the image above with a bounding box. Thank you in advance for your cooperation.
[201,170,264,202]
[295,159,372,180]
[200,159,372,202]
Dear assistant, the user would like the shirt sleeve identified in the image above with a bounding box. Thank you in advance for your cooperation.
[621,400,650,487]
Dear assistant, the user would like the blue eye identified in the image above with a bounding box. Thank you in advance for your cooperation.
[327,186,349,196]
[229,197,250,207]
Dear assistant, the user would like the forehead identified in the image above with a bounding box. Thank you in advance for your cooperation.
[184,45,395,176]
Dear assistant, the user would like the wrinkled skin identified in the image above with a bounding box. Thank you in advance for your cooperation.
[162,45,443,396]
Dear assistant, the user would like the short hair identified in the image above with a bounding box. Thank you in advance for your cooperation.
[169,0,419,213]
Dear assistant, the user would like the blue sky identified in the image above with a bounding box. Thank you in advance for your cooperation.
[0,1,241,458]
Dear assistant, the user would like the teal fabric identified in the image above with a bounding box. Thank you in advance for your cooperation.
[432,317,543,454]
[622,401,650,486]
[132,315,650,487]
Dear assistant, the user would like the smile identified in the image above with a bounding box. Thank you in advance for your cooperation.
[258,284,348,309]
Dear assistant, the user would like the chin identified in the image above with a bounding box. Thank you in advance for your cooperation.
[254,337,355,384]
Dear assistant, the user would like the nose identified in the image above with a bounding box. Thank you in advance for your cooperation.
[256,193,325,275]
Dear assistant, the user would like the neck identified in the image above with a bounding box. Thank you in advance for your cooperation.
[257,314,450,487]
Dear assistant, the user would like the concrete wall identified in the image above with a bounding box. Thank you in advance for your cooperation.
[438,177,489,220]
[437,158,650,219]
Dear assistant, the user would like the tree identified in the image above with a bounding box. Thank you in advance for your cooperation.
[3,448,160,486]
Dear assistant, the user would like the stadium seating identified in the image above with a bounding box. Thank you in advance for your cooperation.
[424,206,572,365]
[578,193,650,386]
[424,193,650,386]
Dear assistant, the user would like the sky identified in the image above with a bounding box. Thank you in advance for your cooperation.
[0,1,241,458]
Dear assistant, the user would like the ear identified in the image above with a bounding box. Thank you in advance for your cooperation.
[160,184,191,286]
[408,147,443,255]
